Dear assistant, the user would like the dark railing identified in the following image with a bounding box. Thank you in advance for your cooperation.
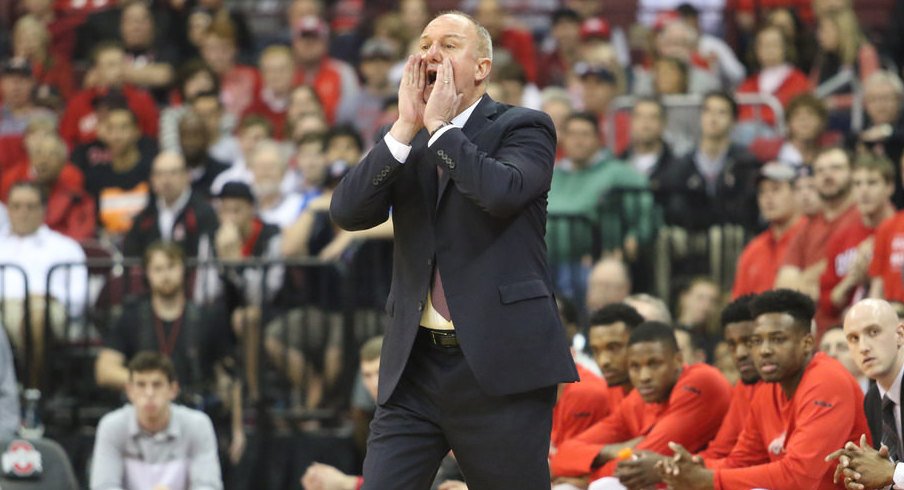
[2,238,393,433]
[547,187,751,320]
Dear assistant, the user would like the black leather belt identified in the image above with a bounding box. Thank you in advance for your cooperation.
[419,326,459,348]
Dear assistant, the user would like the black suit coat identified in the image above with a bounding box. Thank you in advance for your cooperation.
[864,379,904,451]
[331,96,578,404]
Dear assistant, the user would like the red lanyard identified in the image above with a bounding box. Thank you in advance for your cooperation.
[153,313,183,358]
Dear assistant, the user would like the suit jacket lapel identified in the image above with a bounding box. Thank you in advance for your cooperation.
[436,96,498,210]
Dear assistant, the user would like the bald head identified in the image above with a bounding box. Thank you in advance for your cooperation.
[843,298,904,387]
[151,151,189,205]
[846,299,899,327]
[586,258,631,312]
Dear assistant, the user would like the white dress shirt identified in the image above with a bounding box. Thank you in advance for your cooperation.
[157,189,191,241]
[0,226,87,316]
[878,363,904,489]
[382,96,484,330]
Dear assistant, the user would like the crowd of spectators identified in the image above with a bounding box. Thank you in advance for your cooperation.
[1,0,904,487]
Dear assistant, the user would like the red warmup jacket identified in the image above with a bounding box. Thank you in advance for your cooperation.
[294,58,351,125]
[706,353,870,490]
[697,381,760,459]
[60,85,159,148]
[499,28,538,83]
[551,364,612,450]
[0,162,96,241]
[0,135,26,172]
[550,363,731,480]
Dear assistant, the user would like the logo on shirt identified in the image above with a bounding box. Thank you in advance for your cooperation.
[682,386,702,396]
[768,433,786,456]
[813,400,834,408]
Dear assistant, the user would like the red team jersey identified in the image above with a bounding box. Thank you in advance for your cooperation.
[707,353,869,490]
[551,363,731,480]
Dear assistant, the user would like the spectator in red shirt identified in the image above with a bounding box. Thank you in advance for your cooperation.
[869,205,904,303]
[244,45,295,141]
[777,147,858,299]
[200,17,260,120]
[291,15,359,125]
[586,303,646,408]
[21,0,81,62]
[473,0,538,83]
[736,25,812,134]
[659,289,870,490]
[60,42,159,148]
[0,131,94,241]
[11,15,76,105]
[733,162,804,298]
[537,8,583,89]
[818,155,896,332]
[551,321,731,483]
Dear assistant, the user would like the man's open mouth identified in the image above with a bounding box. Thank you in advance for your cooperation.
[427,69,438,86]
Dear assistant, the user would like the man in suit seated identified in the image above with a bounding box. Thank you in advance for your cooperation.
[827,298,904,489]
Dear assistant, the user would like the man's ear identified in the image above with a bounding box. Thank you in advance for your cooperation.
[801,332,815,353]
[169,381,181,401]
[475,58,492,84]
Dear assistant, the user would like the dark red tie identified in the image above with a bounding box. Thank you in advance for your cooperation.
[432,165,451,321]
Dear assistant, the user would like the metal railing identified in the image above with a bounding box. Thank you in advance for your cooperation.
[607,93,786,154]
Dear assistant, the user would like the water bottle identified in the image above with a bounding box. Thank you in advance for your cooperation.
[19,389,44,439]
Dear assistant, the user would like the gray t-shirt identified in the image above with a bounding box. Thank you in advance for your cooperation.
[90,404,222,490]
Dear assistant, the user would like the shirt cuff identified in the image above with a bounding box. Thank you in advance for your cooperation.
[427,124,457,147]
[383,133,412,163]
[893,462,904,489]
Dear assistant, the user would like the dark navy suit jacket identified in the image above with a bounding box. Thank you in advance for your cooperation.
[331,96,578,404]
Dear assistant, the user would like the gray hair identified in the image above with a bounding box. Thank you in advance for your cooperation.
[540,86,573,108]
[864,70,904,97]
[436,11,493,61]
[250,139,290,171]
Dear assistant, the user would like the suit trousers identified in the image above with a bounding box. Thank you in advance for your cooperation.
[361,328,557,490]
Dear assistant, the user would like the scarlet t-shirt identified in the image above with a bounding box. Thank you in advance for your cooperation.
[698,381,760,460]
[707,353,869,490]
[551,364,611,450]
[551,363,731,480]
[784,204,859,269]
[869,211,904,302]
[732,219,805,298]
[817,215,877,330]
